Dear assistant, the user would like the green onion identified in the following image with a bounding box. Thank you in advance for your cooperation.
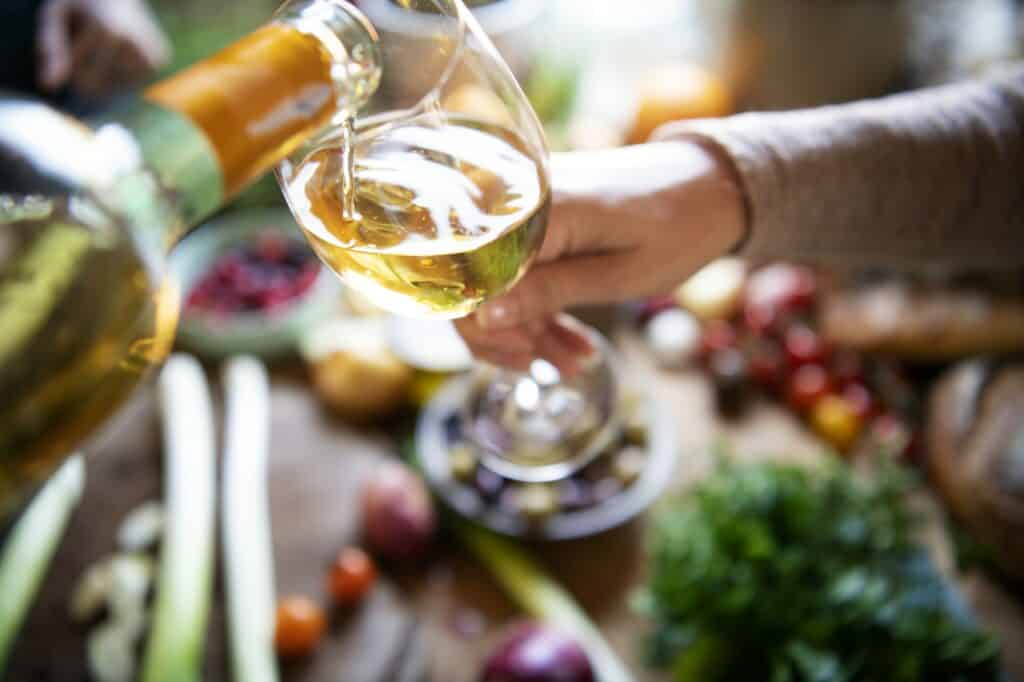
[0,454,85,673]
[456,520,633,682]
[142,355,216,682]
[221,356,278,682]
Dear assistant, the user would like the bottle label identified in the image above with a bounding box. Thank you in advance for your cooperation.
[105,100,225,230]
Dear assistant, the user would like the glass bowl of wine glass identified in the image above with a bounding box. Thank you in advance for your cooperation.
[277,0,635,495]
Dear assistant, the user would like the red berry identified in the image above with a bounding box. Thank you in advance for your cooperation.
[700,319,737,359]
[787,364,831,412]
[784,325,829,368]
[841,382,875,421]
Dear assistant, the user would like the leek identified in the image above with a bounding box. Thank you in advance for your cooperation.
[0,454,85,673]
[221,356,278,682]
[456,520,633,682]
[142,355,216,682]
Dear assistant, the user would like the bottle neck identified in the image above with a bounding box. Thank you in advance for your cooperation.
[105,1,380,244]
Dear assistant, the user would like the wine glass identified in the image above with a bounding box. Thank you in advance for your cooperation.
[278,0,619,482]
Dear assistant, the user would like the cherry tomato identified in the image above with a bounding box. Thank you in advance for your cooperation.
[743,302,779,336]
[327,547,378,607]
[784,325,830,368]
[841,382,875,421]
[700,319,738,360]
[747,338,786,390]
[810,394,863,452]
[275,596,327,658]
[745,264,817,313]
[787,364,831,412]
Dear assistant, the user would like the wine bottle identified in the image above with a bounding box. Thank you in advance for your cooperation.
[0,0,380,519]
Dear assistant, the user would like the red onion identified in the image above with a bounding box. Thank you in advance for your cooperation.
[361,461,436,562]
[480,623,594,682]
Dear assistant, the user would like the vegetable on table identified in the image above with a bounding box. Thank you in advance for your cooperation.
[142,354,216,682]
[0,454,85,674]
[327,547,377,608]
[222,356,278,682]
[362,461,436,563]
[482,622,595,682]
[638,456,1002,682]
[274,596,326,658]
[456,520,632,682]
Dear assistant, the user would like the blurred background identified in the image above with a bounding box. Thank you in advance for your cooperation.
[5,2,1024,681]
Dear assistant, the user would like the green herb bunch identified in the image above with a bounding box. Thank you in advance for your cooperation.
[638,457,1001,682]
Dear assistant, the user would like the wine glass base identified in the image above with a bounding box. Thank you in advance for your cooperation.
[414,374,680,540]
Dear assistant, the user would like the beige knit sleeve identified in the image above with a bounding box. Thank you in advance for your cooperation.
[653,67,1024,271]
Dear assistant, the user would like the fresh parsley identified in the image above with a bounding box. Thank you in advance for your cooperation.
[638,457,1002,682]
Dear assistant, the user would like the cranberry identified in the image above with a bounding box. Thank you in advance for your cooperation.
[784,324,829,368]
[786,364,831,413]
[185,236,320,317]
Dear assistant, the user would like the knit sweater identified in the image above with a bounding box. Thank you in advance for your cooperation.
[655,66,1024,272]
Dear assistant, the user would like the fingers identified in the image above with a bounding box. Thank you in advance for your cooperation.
[454,314,592,378]
[36,0,73,92]
[476,251,640,331]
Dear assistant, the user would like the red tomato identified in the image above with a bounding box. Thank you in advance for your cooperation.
[700,319,738,359]
[275,596,327,658]
[784,325,830,368]
[745,264,817,312]
[743,302,779,336]
[327,547,377,607]
[787,364,831,412]
[748,338,786,390]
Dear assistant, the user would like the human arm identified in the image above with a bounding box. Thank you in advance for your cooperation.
[457,67,1024,371]
[36,0,170,98]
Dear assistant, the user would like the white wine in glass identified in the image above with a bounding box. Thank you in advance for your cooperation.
[280,0,619,483]
[282,115,550,318]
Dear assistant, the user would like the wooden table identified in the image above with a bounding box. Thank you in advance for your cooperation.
[9,332,1024,681]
